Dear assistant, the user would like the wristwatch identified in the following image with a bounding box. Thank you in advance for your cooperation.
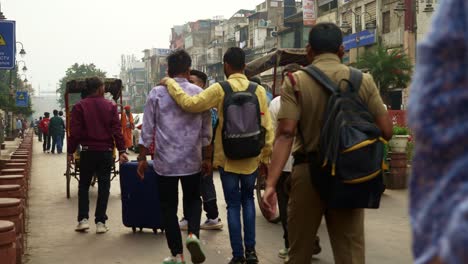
[137,155,147,162]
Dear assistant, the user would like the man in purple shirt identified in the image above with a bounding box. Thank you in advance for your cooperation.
[68,77,128,234]
[137,50,212,264]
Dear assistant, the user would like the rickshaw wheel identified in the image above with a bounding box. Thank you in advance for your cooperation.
[255,174,281,224]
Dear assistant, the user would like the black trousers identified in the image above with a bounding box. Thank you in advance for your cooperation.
[183,170,219,221]
[42,134,51,152]
[78,151,113,224]
[159,173,202,256]
[277,171,291,249]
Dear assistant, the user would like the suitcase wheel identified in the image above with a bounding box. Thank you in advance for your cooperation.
[132,227,136,233]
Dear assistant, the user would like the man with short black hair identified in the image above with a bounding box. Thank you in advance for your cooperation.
[161,47,274,264]
[178,69,223,232]
[138,49,211,264]
[39,112,52,153]
[263,23,392,264]
[50,109,65,154]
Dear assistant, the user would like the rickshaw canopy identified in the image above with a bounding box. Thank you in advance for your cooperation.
[245,48,309,78]
[66,78,123,101]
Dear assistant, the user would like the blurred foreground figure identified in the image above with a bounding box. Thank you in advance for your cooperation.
[408,1,468,264]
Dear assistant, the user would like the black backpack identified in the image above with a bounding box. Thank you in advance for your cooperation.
[300,65,386,209]
[220,81,266,160]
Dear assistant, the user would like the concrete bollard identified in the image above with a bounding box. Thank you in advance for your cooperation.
[0,198,23,264]
[0,186,25,236]
[0,220,16,264]
[0,176,27,199]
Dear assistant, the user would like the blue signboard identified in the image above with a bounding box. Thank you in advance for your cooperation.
[15,91,28,107]
[0,20,16,70]
[343,30,377,51]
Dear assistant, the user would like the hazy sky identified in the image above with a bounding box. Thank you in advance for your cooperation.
[3,0,266,93]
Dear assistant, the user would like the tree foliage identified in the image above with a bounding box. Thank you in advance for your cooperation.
[0,69,34,116]
[56,63,106,109]
[356,45,413,93]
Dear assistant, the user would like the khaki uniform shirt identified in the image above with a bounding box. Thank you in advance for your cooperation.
[278,54,387,155]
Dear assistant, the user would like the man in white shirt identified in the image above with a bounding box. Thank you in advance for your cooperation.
[269,64,321,261]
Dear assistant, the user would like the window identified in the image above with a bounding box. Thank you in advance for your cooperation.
[383,11,391,34]
[318,0,338,15]
[355,7,362,32]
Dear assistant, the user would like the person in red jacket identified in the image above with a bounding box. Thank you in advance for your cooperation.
[39,112,51,153]
[68,77,129,234]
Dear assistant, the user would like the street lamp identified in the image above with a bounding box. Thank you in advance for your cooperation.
[16,42,26,58]
[17,60,28,72]
[20,74,28,83]
[340,9,377,34]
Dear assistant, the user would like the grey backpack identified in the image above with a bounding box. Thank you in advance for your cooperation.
[220,81,265,160]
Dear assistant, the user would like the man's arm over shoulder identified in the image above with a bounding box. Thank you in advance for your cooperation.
[256,85,273,164]
[110,104,125,152]
[360,73,393,140]
[166,79,221,113]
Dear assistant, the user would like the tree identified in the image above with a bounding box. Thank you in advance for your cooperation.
[56,63,106,109]
[356,45,412,94]
[0,69,34,116]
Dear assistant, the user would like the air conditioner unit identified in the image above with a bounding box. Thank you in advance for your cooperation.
[270,31,278,37]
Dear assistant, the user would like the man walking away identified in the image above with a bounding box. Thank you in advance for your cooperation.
[39,112,51,153]
[263,23,392,264]
[68,77,128,234]
[161,47,274,264]
[138,50,211,264]
[15,118,23,138]
[50,110,65,154]
[269,63,322,261]
[179,69,223,231]
[36,117,43,142]
[59,111,66,146]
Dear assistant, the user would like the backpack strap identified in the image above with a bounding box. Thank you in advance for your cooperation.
[300,65,338,94]
[348,67,363,93]
[246,81,258,94]
[219,81,233,96]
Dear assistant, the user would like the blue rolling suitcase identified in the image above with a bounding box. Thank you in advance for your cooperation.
[119,162,163,233]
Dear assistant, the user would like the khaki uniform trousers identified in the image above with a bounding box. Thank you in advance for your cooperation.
[286,163,365,264]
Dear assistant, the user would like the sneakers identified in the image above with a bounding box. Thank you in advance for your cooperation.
[245,250,259,264]
[228,257,246,264]
[186,233,206,264]
[179,218,188,231]
[75,219,90,232]
[162,255,185,264]
[200,218,223,230]
[96,222,109,234]
[278,248,288,259]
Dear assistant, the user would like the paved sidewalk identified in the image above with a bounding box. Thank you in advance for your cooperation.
[25,139,413,264]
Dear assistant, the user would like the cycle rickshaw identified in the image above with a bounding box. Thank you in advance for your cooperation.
[63,78,124,199]
[245,48,309,223]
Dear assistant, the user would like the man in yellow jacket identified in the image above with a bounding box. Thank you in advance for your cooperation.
[161,47,273,264]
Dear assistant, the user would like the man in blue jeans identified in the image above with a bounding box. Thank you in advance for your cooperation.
[161,47,273,264]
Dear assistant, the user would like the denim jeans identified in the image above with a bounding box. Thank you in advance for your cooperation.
[183,170,219,221]
[51,134,64,153]
[159,173,202,257]
[78,151,113,224]
[219,167,257,258]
